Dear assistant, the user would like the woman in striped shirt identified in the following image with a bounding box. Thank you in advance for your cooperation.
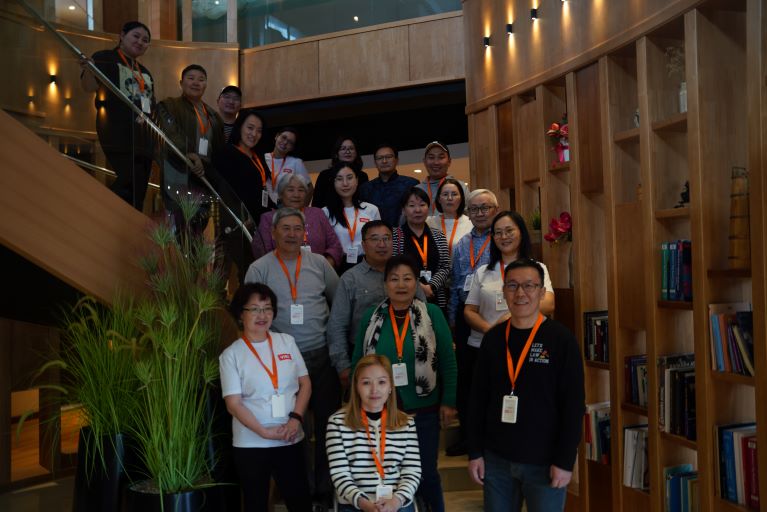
[327,355,421,511]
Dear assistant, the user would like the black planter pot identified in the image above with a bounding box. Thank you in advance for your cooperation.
[71,427,140,512]
[126,482,216,512]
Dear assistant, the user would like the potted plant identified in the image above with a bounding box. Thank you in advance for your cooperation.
[528,208,542,244]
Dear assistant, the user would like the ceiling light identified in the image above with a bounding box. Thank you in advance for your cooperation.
[68,5,76,10]
[414,169,422,174]
[353,15,359,22]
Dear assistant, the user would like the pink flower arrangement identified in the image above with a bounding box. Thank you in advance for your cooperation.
[547,114,570,165]
[544,211,572,244]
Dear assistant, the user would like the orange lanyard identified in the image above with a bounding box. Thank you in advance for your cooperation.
[470,235,492,270]
[344,208,360,244]
[427,178,445,212]
[270,153,286,189]
[189,100,210,137]
[504,314,544,394]
[242,333,279,391]
[361,409,387,480]
[236,145,267,184]
[117,49,145,93]
[388,305,411,361]
[411,234,429,268]
[275,250,302,302]
[441,216,460,256]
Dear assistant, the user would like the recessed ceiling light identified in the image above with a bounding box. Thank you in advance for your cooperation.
[414,169,422,173]
[353,16,359,22]
[68,5,76,10]
[214,0,219,4]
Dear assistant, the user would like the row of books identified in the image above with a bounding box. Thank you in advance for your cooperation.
[664,464,698,512]
[583,310,609,363]
[584,402,610,464]
[709,303,755,376]
[716,423,759,509]
[658,353,696,440]
[660,240,692,301]
[624,355,648,407]
[623,424,649,489]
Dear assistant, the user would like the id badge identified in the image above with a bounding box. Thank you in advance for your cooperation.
[495,291,508,311]
[346,246,358,264]
[463,274,474,292]
[420,270,432,282]
[271,394,287,418]
[140,96,151,113]
[375,484,393,501]
[198,138,209,156]
[261,190,269,208]
[392,363,408,387]
[290,304,304,325]
[501,394,519,423]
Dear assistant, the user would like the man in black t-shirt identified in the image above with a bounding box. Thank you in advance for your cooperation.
[467,258,585,512]
[217,85,241,141]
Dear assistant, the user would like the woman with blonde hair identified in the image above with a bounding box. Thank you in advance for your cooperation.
[326,354,421,512]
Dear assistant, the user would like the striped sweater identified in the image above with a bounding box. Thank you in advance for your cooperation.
[326,410,421,508]
[392,225,451,310]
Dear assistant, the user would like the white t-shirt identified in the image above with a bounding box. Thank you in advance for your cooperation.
[322,203,381,260]
[219,332,308,448]
[465,260,554,348]
[426,214,473,259]
[264,154,310,203]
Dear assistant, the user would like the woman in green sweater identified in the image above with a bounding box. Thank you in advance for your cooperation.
[352,254,457,512]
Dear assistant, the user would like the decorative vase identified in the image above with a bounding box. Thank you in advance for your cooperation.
[126,482,216,512]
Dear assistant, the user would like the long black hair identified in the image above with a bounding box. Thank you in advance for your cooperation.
[487,210,533,271]
[325,161,362,228]
[330,135,363,172]
[434,177,466,217]
[228,108,265,148]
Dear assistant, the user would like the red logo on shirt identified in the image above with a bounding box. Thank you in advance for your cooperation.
[278,353,292,361]
[360,217,370,223]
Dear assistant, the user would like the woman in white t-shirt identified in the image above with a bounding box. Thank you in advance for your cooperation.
[426,178,473,260]
[322,162,381,273]
[219,282,312,511]
[264,127,311,204]
[464,211,555,348]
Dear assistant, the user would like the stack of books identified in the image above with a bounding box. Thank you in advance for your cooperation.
[716,423,759,509]
[624,355,648,408]
[664,464,698,512]
[623,425,649,489]
[584,402,610,464]
[660,240,692,301]
[658,353,696,440]
[709,303,755,376]
[584,310,609,363]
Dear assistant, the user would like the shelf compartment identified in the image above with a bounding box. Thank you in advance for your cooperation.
[655,206,690,219]
[659,431,697,450]
[621,401,648,416]
[657,300,693,310]
[614,127,640,143]
[585,360,610,370]
[651,112,688,132]
[707,268,751,279]
[711,370,755,387]
[714,496,754,512]
[549,161,571,173]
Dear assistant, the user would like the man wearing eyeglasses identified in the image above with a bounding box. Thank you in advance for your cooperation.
[216,85,241,141]
[327,220,425,389]
[467,259,584,512]
[359,143,419,228]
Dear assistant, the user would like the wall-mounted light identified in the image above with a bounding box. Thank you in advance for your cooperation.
[49,74,57,84]
[483,36,491,48]
[95,99,106,109]
[506,23,514,35]
[531,8,538,20]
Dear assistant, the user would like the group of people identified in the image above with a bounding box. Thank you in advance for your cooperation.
[83,20,586,512]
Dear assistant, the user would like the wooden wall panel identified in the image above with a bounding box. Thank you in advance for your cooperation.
[408,15,464,82]
[574,64,604,193]
[471,109,492,189]
[319,26,410,95]
[497,100,515,190]
[240,41,320,105]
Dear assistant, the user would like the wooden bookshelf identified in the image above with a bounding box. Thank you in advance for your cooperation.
[659,431,697,451]
[621,401,648,416]
[655,206,690,219]
[651,111,688,132]
[613,127,640,143]
[657,300,693,310]
[707,268,752,279]
[710,371,755,387]
[585,360,610,370]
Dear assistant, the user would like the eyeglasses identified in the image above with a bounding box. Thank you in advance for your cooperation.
[374,154,396,161]
[504,282,541,293]
[364,235,391,244]
[468,205,495,215]
[242,306,273,315]
[439,192,460,199]
[493,228,518,238]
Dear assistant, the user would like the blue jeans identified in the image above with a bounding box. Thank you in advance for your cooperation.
[483,450,566,512]
[338,504,415,512]
[414,410,444,512]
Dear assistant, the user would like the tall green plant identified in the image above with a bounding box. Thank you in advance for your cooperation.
[130,198,225,494]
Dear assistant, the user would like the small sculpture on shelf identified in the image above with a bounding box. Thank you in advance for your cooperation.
[674,181,690,208]
[633,108,640,128]
[546,114,570,167]
[665,45,686,114]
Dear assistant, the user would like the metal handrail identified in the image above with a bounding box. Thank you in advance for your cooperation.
[61,153,161,190]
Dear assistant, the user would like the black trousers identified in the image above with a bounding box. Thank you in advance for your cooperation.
[103,149,152,211]
[233,442,312,511]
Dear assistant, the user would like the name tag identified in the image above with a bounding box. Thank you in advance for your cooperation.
[420,270,432,282]
[501,394,518,423]
[290,304,304,325]
[463,273,473,292]
[495,291,508,311]
[261,190,269,208]
[271,394,287,418]
[392,363,408,387]
[140,96,151,114]
[198,138,209,156]
[346,246,358,264]
[376,484,393,501]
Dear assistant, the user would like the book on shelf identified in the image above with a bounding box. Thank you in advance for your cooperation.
[660,240,692,301]
[583,310,609,363]
[708,303,754,376]
[664,463,697,512]
[623,424,649,490]
[657,353,695,435]
[585,402,611,464]
[716,422,759,507]
[624,355,648,407]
